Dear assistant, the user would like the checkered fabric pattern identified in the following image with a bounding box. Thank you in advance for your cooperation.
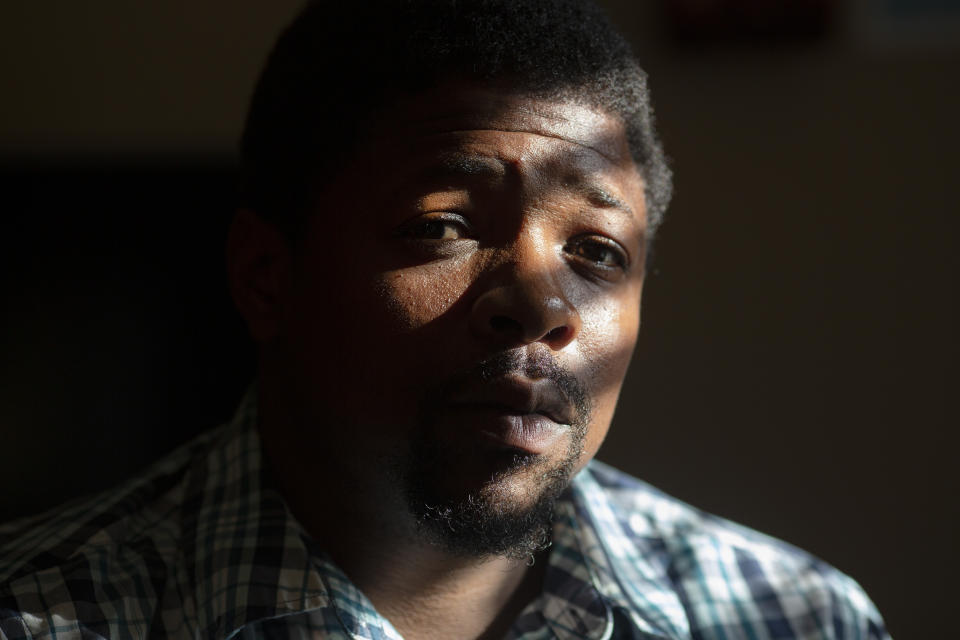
[0,392,889,639]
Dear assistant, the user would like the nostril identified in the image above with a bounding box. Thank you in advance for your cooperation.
[544,326,568,343]
[490,315,522,334]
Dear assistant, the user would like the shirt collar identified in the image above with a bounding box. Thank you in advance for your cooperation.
[527,496,614,640]
[568,463,693,639]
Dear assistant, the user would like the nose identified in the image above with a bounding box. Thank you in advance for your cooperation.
[469,268,581,352]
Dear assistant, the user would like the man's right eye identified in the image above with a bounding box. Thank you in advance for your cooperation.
[398,215,471,240]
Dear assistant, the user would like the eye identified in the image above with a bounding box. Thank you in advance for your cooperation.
[398,214,471,241]
[565,235,630,277]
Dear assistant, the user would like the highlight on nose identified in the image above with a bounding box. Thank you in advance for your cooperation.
[470,286,581,351]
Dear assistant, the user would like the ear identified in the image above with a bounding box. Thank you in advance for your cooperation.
[226,209,293,342]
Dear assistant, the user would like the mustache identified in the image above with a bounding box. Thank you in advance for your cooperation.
[432,350,592,430]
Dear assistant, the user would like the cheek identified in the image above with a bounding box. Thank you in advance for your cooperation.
[283,260,476,431]
[374,262,472,333]
[575,290,641,468]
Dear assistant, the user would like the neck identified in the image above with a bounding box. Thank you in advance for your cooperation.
[336,537,547,640]
[256,381,549,639]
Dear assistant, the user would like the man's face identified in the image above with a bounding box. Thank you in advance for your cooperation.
[271,84,646,555]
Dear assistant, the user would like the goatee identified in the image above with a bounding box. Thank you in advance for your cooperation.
[401,351,591,561]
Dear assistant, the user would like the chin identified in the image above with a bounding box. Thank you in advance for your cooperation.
[400,435,582,560]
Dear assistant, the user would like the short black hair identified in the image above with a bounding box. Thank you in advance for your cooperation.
[240,0,672,237]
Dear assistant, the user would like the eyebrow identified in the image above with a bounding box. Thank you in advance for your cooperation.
[419,153,507,182]
[571,180,635,219]
[405,152,636,219]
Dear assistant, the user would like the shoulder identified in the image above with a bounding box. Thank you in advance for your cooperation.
[574,461,890,639]
[0,427,222,637]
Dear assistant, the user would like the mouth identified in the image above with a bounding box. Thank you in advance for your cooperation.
[450,407,566,456]
[444,376,575,455]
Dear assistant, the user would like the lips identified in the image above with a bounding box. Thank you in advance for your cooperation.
[448,376,574,425]
[443,376,576,454]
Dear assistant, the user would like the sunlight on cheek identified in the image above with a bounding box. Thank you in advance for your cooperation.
[374,267,468,332]
[580,296,640,359]
[576,294,641,469]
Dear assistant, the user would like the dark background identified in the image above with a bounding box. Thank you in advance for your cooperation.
[1,1,957,637]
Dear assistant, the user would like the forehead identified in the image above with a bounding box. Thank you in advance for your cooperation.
[380,86,629,157]
[345,85,646,217]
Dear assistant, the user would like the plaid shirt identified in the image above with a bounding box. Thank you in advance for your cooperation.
[0,393,888,639]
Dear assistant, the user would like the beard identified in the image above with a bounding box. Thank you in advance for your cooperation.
[398,351,592,561]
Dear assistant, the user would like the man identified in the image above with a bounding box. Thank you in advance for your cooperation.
[0,1,888,638]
